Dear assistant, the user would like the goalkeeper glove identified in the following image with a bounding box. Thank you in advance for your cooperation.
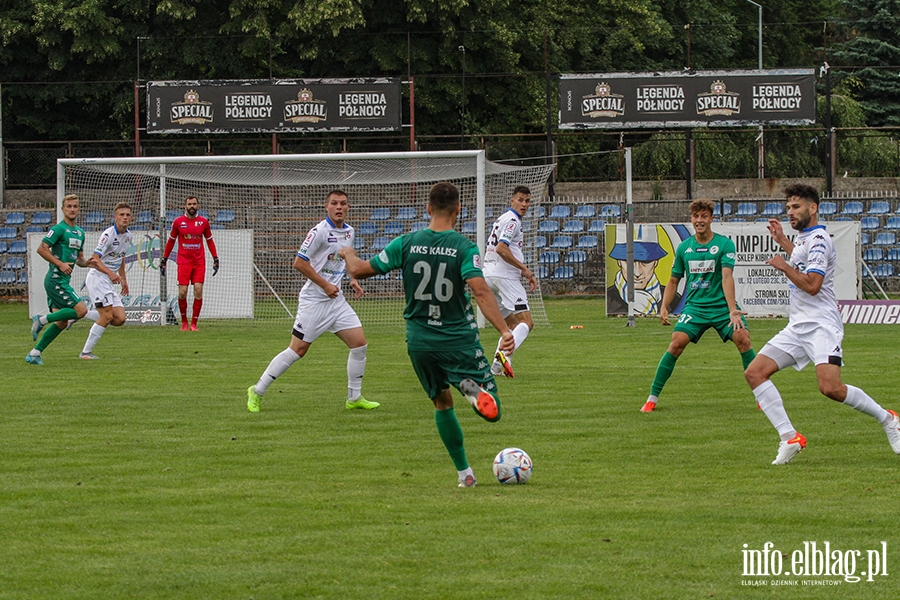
[213,257,220,276]
[159,257,167,277]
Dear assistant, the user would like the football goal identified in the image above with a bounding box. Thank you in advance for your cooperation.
[52,151,555,328]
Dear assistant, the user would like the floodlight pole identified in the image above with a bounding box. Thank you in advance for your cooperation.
[625,147,636,328]
[459,45,466,149]
[746,0,765,178]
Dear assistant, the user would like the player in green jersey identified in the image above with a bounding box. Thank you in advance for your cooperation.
[640,198,756,412]
[27,194,99,365]
[340,182,514,488]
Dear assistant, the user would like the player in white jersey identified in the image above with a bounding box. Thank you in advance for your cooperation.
[745,183,900,464]
[483,186,536,378]
[80,202,134,359]
[247,190,378,412]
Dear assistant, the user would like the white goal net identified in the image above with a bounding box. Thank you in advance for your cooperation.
[53,151,555,328]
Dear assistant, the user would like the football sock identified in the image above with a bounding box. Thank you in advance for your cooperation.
[82,323,106,354]
[650,351,678,396]
[84,309,100,322]
[740,348,757,370]
[346,344,367,401]
[256,348,301,395]
[753,380,796,441]
[457,467,475,482]
[178,298,188,322]
[646,394,659,405]
[192,299,202,325]
[842,385,889,423]
[435,407,468,471]
[511,322,530,354]
[45,308,79,323]
[35,323,64,352]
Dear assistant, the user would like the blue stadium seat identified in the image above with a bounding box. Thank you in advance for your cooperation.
[6,256,25,269]
[4,212,25,226]
[886,216,900,230]
[461,221,477,234]
[521,220,532,232]
[550,235,573,249]
[357,221,378,235]
[214,209,235,223]
[410,221,428,232]
[549,205,571,219]
[0,271,16,284]
[197,209,209,219]
[370,237,390,250]
[728,218,747,222]
[0,227,18,239]
[736,203,758,216]
[210,224,225,230]
[861,217,880,230]
[0,241,7,253]
[561,220,585,233]
[353,237,367,250]
[600,205,621,219]
[538,220,559,233]
[31,212,52,225]
[370,207,391,221]
[862,233,870,245]
[887,248,900,261]
[136,210,154,225]
[459,207,469,220]
[533,206,546,219]
[534,235,547,249]
[713,203,733,217]
[396,207,417,221]
[754,218,769,223]
[588,219,607,233]
[874,264,894,277]
[874,233,896,246]
[536,265,550,279]
[818,201,838,216]
[761,202,783,216]
[865,248,885,261]
[538,251,559,264]
[574,205,596,218]
[553,266,574,279]
[841,201,863,215]
[383,221,403,235]
[565,250,588,264]
[17,270,27,284]
[577,235,599,249]
[8,241,27,254]
[869,201,891,214]
[485,207,494,218]
[25,226,45,234]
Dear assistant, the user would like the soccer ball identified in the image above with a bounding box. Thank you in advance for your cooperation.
[492,447,533,484]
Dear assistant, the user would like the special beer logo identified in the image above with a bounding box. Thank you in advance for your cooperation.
[170,90,214,125]
[581,82,625,119]
[284,88,328,123]
[696,80,741,117]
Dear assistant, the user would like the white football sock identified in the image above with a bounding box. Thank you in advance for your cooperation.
[842,385,889,423]
[753,380,796,441]
[511,322,530,353]
[347,344,367,401]
[81,323,106,354]
[256,348,301,395]
[84,309,100,322]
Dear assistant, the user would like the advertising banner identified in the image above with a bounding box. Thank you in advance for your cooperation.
[147,78,402,134]
[560,69,816,129]
[28,230,254,321]
[605,221,859,318]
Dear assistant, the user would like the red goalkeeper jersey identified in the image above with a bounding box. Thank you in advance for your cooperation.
[164,215,218,264]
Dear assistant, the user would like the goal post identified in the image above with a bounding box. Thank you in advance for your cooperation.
[49,151,555,328]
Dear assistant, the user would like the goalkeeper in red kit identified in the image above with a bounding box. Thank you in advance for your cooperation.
[160,196,219,330]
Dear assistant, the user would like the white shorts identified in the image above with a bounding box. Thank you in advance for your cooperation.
[293,295,362,343]
[485,275,530,318]
[759,322,844,372]
[85,269,123,309]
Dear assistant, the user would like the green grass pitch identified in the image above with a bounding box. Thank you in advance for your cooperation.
[2,299,898,599]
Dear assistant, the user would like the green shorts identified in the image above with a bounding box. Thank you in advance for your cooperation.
[407,346,500,405]
[45,277,82,311]
[673,304,748,344]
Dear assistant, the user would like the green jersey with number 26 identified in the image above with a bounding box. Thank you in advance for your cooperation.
[370,228,484,351]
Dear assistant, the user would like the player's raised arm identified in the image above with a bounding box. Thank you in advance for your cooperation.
[339,247,378,280]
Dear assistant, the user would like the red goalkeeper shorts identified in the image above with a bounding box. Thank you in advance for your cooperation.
[177,260,206,286]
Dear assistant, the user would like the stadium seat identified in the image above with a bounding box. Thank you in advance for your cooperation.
[860,217,880,230]
[538,251,559,264]
[0,271,16,284]
[536,265,550,279]
[549,205,571,219]
[31,212,52,225]
[600,205,621,219]
[521,220,532,232]
[833,216,853,222]
[370,207,391,221]
[210,224,225,230]
[17,270,27,284]
[6,256,25,270]
[25,226,45,234]
[886,216,900,230]
[587,219,607,233]
[534,235,547,249]
[728,217,747,222]
[353,237,367,250]
[862,233,870,245]
[761,202,783,216]
[565,250,588,264]
[754,218,769,223]
[4,212,25,226]
[358,221,378,235]
[136,210,154,225]
[0,241,7,253]
[459,207,469,220]
[736,203,758,216]
[561,220,585,233]
[818,201,838,216]
[538,220,559,233]
[550,235,573,249]
[370,237,390,250]
[461,221,477,234]
[383,221,403,235]
[396,207,417,221]
[198,209,209,219]
[874,233,896,246]
[577,235,599,249]
[869,201,891,214]
[874,264,894,277]
[864,248,884,261]
[887,248,900,261]
[574,205,596,218]
[214,209,235,223]
[0,227,18,239]
[841,201,863,215]
[164,209,181,222]
[713,203,733,217]
[410,221,428,232]
[553,266,574,279]
[8,241,27,254]
[533,206,546,219]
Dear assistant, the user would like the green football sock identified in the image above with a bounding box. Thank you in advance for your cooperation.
[435,407,468,471]
[650,351,678,397]
[741,348,757,370]
[35,323,65,352]
[47,308,79,323]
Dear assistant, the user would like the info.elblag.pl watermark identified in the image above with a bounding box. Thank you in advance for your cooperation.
[742,541,889,586]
